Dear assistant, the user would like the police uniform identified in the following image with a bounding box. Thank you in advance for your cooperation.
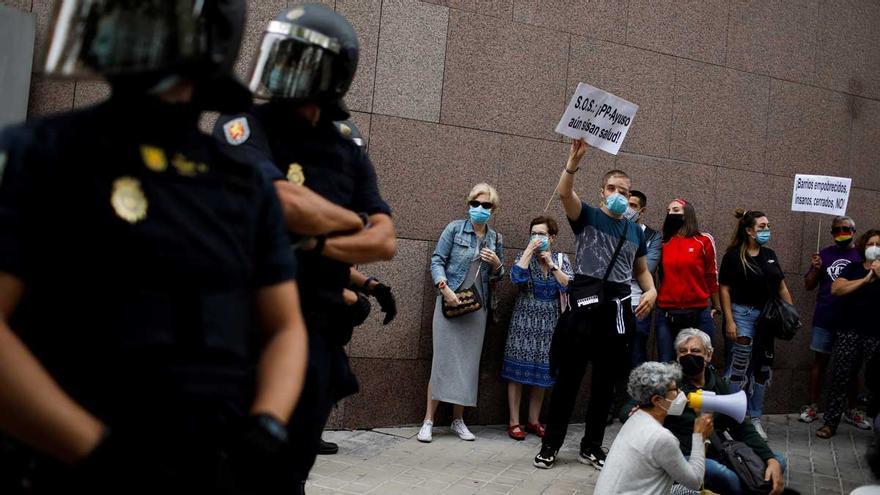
[0,97,297,491]
[214,104,391,482]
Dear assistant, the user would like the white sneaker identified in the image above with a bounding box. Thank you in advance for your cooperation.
[417,420,433,443]
[451,418,475,441]
[750,417,768,440]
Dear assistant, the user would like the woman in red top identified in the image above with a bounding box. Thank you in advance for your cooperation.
[655,199,721,362]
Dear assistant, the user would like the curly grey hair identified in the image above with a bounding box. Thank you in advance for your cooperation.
[674,328,713,354]
[627,362,682,407]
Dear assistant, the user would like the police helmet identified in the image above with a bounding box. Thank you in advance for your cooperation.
[249,4,358,117]
[43,0,249,109]
[336,119,364,147]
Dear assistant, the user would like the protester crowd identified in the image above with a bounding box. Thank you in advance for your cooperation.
[0,2,877,495]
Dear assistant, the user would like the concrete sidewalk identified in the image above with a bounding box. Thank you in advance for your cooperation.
[306,415,877,495]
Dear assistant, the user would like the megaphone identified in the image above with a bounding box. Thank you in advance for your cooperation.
[687,389,747,424]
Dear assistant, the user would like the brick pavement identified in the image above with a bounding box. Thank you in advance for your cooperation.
[306,414,877,495]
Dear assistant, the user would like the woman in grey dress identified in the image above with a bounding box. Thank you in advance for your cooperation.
[418,184,504,443]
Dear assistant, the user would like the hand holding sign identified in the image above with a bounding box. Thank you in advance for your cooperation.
[556,83,639,155]
[567,139,589,171]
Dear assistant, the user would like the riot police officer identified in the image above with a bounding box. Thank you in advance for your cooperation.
[213,4,396,492]
[0,1,308,492]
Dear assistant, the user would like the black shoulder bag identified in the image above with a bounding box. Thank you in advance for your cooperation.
[755,256,802,340]
[569,224,628,312]
[709,431,772,494]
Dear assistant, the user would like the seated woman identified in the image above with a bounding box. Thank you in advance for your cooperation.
[595,362,712,495]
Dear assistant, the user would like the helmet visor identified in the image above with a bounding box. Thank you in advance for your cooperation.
[249,30,337,100]
[44,0,206,78]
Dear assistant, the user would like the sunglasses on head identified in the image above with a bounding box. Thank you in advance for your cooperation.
[468,200,494,209]
[831,226,853,234]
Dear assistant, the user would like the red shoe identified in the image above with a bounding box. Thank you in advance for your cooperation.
[507,424,526,441]
[526,423,546,437]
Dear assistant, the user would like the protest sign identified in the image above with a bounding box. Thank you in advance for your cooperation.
[555,83,639,155]
[791,174,851,216]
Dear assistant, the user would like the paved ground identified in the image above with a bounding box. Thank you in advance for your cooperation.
[307,414,877,495]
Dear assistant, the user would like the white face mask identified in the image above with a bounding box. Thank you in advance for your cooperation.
[866,245,880,261]
[662,391,688,416]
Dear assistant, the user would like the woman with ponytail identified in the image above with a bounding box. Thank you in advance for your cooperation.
[718,209,794,440]
[654,199,720,362]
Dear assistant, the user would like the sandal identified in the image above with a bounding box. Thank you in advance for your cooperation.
[526,423,546,438]
[816,425,836,439]
[507,424,526,441]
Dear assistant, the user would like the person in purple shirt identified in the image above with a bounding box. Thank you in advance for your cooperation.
[800,216,867,428]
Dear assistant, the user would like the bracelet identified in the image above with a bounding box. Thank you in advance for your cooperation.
[565,167,579,174]
[550,266,559,272]
[437,280,447,290]
[363,276,378,293]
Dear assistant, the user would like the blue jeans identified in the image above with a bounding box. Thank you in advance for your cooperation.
[630,309,654,367]
[725,303,768,418]
[655,307,715,363]
[705,453,786,494]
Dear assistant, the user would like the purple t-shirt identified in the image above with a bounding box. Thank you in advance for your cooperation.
[807,245,862,328]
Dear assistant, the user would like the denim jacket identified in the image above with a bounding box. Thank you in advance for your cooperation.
[430,219,505,293]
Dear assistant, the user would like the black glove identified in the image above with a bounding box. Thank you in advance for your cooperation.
[371,283,397,325]
[225,414,291,494]
[350,293,372,327]
[73,426,176,491]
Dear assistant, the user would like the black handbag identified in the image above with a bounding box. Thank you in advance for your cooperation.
[442,245,485,319]
[710,432,772,494]
[570,225,628,312]
[758,297,801,341]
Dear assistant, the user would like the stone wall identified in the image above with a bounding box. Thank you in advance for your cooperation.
[5,0,880,429]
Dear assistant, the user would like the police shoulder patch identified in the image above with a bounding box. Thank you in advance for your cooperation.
[223,117,251,146]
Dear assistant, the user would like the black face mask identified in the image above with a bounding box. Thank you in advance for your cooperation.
[663,213,685,239]
[679,354,705,377]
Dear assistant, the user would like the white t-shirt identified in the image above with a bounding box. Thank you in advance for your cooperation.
[595,409,706,495]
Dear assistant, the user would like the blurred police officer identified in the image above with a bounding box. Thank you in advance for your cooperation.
[213,5,396,492]
[0,1,308,493]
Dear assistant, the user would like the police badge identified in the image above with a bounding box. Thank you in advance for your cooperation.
[287,163,305,185]
[111,177,148,224]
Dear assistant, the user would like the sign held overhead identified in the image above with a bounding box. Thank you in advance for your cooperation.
[791,174,851,216]
[555,82,639,155]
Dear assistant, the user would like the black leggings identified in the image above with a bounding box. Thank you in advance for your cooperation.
[823,330,880,428]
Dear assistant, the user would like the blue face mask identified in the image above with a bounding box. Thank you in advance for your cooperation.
[531,235,550,252]
[469,206,492,224]
[755,229,771,245]
[605,193,629,215]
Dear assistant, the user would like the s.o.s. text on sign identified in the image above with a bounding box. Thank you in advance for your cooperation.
[791,174,851,216]
[555,83,639,155]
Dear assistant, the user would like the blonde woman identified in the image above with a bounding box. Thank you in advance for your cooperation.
[418,184,504,442]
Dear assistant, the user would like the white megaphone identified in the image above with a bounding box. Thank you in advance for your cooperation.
[687,389,747,424]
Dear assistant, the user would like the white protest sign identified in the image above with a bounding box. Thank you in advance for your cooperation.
[555,83,639,155]
[791,174,852,216]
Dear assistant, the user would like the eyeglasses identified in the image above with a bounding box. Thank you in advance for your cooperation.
[468,200,493,209]
[831,226,853,234]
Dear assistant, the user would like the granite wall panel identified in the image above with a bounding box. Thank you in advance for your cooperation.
[9,0,880,426]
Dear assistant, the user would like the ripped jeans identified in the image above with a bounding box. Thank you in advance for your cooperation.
[725,303,770,418]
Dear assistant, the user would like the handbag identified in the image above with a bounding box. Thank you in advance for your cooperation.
[570,225,628,312]
[709,432,772,495]
[442,237,487,318]
[758,297,801,341]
